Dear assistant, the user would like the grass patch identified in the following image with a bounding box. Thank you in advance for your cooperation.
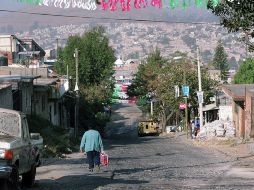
[27,115,79,158]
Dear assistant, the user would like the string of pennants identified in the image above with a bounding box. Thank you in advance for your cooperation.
[15,0,221,11]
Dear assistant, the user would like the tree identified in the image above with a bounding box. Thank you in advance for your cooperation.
[56,27,115,85]
[212,40,229,81]
[208,0,254,51]
[127,48,167,113]
[128,49,217,132]
[234,59,254,84]
[55,27,116,131]
[155,57,217,131]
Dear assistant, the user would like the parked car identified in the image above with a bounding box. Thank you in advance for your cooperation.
[0,108,43,189]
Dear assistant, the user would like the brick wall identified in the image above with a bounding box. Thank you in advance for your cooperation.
[232,101,245,138]
[245,91,252,139]
[245,91,254,139]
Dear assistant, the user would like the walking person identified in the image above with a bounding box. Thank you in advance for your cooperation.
[80,125,104,172]
[194,118,200,137]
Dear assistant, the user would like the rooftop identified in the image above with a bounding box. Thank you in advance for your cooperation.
[34,78,58,86]
[222,84,254,101]
[0,75,40,82]
[0,83,11,90]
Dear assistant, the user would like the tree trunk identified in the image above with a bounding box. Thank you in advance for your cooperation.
[159,105,167,132]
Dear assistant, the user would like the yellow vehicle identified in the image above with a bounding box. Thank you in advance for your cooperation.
[138,120,159,136]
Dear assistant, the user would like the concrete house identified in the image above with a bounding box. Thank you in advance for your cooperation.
[0,75,39,115]
[0,35,45,65]
[19,38,46,67]
[0,35,24,64]
[33,78,69,127]
[222,84,254,139]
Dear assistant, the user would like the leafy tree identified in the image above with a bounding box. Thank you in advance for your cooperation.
[208,0,254,51]
[155,57,217,131]
[55,27,116,131]
[234,59,254,84]
[56,27,115,85]
[212,40,229,81]
[127,48,167,113]
[128,49,217,131]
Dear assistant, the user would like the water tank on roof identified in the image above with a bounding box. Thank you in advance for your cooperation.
[0,57,8,66]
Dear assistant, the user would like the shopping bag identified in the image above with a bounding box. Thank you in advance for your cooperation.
[100,152,109,166]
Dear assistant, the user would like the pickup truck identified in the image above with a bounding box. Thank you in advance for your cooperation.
[0,108,43,189]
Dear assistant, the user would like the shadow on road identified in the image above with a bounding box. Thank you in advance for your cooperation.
[34,174,149,190]
[112,166,161,175]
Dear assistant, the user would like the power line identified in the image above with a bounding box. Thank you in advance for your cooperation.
[0,9,220,25]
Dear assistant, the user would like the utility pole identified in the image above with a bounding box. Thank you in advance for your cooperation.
[151,100,153,116]
[183,60,188,138]
[74,48,79,138]
[197,46,203,130]
[56,38,59,59]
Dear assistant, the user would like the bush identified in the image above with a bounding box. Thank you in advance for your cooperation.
[27,115,76,157]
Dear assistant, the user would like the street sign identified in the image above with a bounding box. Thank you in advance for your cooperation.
[197,91,204,104]
[179,103,186,110]
[175,85,179,98]
[182,85,189,97]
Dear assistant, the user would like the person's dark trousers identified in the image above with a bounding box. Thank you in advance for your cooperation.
[86,151,100,169]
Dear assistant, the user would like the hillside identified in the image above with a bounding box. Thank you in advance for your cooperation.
[0,4,218,32]
[0,4,249,68]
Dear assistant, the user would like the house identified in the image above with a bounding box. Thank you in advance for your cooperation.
[0,35,45,65]
[19,38,46,67]
[0,35,24,64]
[33,77,69,127]
[222,84,254,139]
[0,75,39,115]
[0,83,13,109]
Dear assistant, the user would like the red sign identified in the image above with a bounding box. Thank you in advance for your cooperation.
[179,103,186,110]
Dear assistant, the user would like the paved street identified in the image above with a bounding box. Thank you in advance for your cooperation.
[31,103,254,190]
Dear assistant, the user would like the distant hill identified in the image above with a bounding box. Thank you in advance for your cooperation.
[0,4,219,32]
[3,4,247,69]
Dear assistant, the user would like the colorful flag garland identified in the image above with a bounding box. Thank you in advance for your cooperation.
[15,0,221,11]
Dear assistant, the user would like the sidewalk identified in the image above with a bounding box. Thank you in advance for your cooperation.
[170,132,254,166]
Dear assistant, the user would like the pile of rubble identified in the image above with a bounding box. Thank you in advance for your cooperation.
[197,120,235,139]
